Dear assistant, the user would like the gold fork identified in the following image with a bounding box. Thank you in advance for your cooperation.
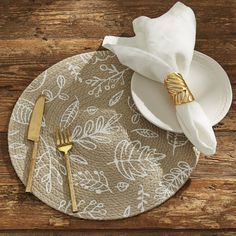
[56,129,78,213]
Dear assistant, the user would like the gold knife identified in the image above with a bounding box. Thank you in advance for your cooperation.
[26,95,46,193]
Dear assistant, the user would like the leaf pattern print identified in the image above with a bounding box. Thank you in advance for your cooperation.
[86,106,98,115]
[9,142,28,160]
[60,97,80,128]
[74,170,112,194]
[70,154,88,165]
[26,70,47,92]
[72,114,122,150]
[131,129,159,138]
[8,50,197,220]
[12,99,33,125]
[128,96,141,124]
[123,205,131,217]
[154,161,192,203]
[86,64,129,97]
[167,132,188,155]
[80,53,93,63]
[42,75,69,103]
[35,136,66,193]
[137,184,150,213]
[90,51,115,64]
[109,90,124,107]
[116,182,129,192]
[11,99,46,127]
[108,140,166,181]
[59,199,107,219]
[66,62,82,82]
[77,200,107,219]
[8,130,19,136]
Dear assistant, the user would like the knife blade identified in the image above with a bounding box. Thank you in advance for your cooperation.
[26,95,45,192]
[27,95,45,142]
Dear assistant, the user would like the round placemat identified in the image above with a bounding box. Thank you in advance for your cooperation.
[8,50,199,220]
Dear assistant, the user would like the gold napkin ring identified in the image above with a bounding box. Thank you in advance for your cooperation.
[164,72,195,105]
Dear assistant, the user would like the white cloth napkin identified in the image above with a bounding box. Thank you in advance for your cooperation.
[102,2,217,155]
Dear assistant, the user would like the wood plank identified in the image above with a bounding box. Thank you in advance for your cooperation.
[1,39,234,77]
[0,229,236,236]
[0,0,235,40]
[0,178,235,229]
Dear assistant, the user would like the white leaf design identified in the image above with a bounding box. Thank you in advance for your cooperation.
[41,116,46,128]
[137,184,150,212]
[80,53,93,63]
[70,154,88,165]
[74,170,112,194]
[57,75,65,88]
[42,74,69,103]
[154,161,192,203]
[8,130,19,136]
[26,70,47,92]
[86,106,98,115]
[109,90,124,107]
[58,200,67,211]
[9,143,25,149]
[108,140,166,180]
[60,97,80,128]
[79,139,97,150]
[66,62,82,82]
[167,132,188,155]
[59,93,69,100]
[58,199,72,212]
[12,99,33,125]
[72,114,122,150]
[34,136,65,193]
[91,51,115,64]
[77,200,107,220]
[116,182,129,192]
[105,113,122,132]
[42,89,54,102]
[72,126,82,139]
[128,96,141,124]
[9,142,28,160]
[86,64,128,97]
[123,205,131,217]
[131,129,159,138]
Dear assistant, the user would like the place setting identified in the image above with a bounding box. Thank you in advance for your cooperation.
[8,2,232,220]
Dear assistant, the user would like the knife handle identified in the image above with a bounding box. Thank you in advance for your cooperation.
[26,141,38,193]
[65,153,78,213]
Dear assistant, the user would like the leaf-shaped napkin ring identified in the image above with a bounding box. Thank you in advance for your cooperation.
[164,72,195,105]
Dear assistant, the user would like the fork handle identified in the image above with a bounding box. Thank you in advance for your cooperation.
[65,153,78,213]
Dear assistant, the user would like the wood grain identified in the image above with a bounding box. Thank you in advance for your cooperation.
[0,0,235,235]
[0,230,236,236]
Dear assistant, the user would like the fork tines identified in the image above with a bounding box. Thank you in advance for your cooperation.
[56,128,72,146]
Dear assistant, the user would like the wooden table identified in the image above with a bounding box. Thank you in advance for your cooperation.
[0,0,235,235]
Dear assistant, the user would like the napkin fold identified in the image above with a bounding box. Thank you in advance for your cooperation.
[102,2,217,155]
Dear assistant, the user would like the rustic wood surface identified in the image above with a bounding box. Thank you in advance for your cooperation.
[0,0,235,235]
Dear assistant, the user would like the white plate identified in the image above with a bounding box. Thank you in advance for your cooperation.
[131,51,232,133]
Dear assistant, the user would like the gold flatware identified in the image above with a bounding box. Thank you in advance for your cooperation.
[26,95,46,193]
[56,129,78,213]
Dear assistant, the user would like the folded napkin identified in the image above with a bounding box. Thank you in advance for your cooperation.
[102,2,217,155]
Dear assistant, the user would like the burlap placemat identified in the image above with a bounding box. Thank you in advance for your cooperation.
[8,50,199,220]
